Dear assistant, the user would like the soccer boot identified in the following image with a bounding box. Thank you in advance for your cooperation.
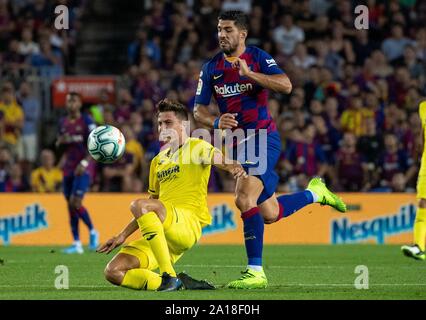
[307,177,347,213]
[62,244,84,254]
[227,268,268,289]
[157,273,184,292]
[89,230,100,251]
[177,272,216,290]
[401,244,426,261]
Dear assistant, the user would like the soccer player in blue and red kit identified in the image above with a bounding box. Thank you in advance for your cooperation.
[194,11,347,289]
[57,92,99,254]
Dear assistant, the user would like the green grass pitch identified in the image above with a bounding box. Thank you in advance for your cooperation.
[0,244,425,300]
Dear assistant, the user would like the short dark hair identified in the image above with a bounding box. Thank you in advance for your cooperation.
[218,10,249,30]
[157,99,188,120]
[67,91,82,100]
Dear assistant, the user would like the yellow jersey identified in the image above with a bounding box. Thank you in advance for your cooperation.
[419,101,426,175]
[0,100,24,145]
[148,138,215,227]
[31,167,63,192]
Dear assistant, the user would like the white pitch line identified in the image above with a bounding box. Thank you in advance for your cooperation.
[1,283,426,288]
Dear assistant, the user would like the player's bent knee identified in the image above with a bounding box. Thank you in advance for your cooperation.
[235,193,257,212]
[419,199,426,208]
[104,264,123,286]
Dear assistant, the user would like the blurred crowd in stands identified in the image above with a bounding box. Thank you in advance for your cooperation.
[0,0,426,194]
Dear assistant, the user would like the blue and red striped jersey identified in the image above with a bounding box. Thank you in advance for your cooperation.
[59,114,96,177]
[195,46,284,133]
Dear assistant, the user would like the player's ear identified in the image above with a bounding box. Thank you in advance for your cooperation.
[240,29,247,41]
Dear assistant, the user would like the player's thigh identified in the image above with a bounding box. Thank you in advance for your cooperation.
[71,173,90,199]
[163,203,201,257]
[106,252,140,272]
[258,193,279,224]
[62,175,74,200]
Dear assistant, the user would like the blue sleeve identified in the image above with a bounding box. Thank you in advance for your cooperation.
[194,62,213,105]
[257,48,284,75]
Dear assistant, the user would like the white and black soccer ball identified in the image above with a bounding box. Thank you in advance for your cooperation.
[87,125,126,163]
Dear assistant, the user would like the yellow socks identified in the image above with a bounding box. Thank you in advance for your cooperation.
[137,212,176,276]
[414,208,426,251]
[121,269,162,290]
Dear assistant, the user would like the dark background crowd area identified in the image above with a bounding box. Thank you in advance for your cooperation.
[0,0,425,193]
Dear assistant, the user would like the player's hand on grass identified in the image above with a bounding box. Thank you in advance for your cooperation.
[230,57,251,77]
[97,234,126,254]
[219,113,238,129]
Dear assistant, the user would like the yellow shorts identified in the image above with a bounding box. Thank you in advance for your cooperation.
[118,202,202,271]
[417,174,426,199]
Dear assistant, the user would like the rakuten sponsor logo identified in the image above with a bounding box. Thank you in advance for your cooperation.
[214,83,253,97]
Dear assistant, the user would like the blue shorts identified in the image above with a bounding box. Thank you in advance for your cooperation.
[63,173,90,200]
[234,131,281,205]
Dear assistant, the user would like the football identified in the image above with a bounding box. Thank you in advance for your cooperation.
[87,125,126,163]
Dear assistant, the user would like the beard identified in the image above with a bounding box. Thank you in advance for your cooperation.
[220,41,238,55]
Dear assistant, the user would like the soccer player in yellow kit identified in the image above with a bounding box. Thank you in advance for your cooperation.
[402,100,426,261]
[97,99,247,291]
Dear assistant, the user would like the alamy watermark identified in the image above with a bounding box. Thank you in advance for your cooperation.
[54,265,69,289]
[160,124,268,175]
[54,5,69,30]
[354,5,369,30]
[354,265,369,289]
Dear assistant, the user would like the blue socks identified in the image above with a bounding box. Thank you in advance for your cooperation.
[78,206,94,230]
[68,206,94,241]
[241,207,264,267]
[241,191,315,267]
[276,191,314,220]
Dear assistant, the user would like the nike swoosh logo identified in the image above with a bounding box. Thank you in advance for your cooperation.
[213,74,223,80]
[143,232,157,241]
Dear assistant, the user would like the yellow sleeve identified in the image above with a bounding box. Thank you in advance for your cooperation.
[30,169,40,191]
[196,139,216,165]
[148,156,160,197]
[419,101,426,124]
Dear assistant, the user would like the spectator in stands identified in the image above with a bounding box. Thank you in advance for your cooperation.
[381,24,414,62]
[30,39,62,67]
[101,151,134,192]
[16,81,40,164]
[114,88,134,125]
[335,132,368,191]
[4,162,29,191]
[120,124,144,191]
[0,82,24,156]
[30,149,62,192]
[272,13,305,56]
[0,0,15,51]
[0,146,11,192]
[340,95,374,137]
[18,27,40,57]
[377,133,417,189]
[89,88,114,125]
[283,122,328,179]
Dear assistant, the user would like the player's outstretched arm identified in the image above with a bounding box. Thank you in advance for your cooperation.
[96,218,138,254]
[231,57,292,94]
[211,149,247,179]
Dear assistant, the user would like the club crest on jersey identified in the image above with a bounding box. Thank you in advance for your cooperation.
[266,58,277,67]
[214,83,253,98]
